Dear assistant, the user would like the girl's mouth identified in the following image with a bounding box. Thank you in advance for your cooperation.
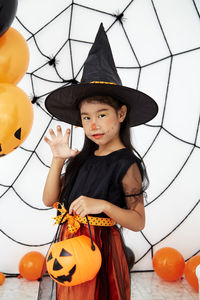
[92,134,104,139]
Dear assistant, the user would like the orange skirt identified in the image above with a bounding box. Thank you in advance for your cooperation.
[38,223,130,300]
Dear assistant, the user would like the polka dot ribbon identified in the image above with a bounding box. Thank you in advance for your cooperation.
[52,202,115,234]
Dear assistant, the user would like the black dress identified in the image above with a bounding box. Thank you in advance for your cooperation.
[38,148,143,300]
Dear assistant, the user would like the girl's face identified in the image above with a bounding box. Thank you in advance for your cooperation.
[80,100,127,150]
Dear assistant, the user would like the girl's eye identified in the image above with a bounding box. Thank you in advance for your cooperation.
[98,114,106,118]
[82,116,90,121]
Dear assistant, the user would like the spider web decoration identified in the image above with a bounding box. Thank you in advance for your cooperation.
[0,0,200,275]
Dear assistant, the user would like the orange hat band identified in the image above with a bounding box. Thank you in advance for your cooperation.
[90,81,117,85]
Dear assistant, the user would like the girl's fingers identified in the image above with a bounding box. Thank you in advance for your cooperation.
[71,205,84,217]
[56,125,62,137]
[64,128,71,145]
[49,128,56,138]
[69,201,76,214]
[76,208,85,218]
[44,136,51,144]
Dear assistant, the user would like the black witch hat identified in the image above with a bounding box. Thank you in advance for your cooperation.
[45,23,158,127]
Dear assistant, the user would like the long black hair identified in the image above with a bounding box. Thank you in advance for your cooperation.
[60,95,149,207]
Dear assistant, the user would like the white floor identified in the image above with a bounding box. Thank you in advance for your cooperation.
[0,272,198,300]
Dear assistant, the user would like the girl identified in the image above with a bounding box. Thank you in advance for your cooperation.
[38,24,158,300]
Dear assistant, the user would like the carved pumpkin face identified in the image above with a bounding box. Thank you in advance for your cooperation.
[0,83,33,156]
[46,235,102,286]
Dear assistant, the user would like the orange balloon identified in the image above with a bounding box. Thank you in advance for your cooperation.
[152,247,185,282]
[0,83,33,156]
[0,27,29,84]
[19,251,45,281]
[0,272,5,285]
[184,255,200,292]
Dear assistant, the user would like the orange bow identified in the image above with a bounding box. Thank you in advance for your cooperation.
[52,202,81,233]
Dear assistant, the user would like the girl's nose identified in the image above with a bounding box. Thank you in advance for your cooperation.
[91,123,96,130]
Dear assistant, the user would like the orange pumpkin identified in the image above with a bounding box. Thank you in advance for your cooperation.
[46,235,102,286]
[0,83,33,156]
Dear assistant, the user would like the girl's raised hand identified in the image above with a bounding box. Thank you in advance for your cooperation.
[44,125,79,159]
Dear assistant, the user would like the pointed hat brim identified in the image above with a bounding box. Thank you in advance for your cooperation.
[45,82,158,127]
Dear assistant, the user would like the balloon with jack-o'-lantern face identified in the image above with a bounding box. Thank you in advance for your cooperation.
[46,235,102,286]
[0,83,33,157]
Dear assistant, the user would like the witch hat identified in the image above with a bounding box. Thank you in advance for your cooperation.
[45,23,158,127]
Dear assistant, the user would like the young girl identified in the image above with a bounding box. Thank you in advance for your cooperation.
[38,24,158,300]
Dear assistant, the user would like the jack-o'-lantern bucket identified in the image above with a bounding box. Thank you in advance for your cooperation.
[46,234,102,286]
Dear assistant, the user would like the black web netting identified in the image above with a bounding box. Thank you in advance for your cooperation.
[0,0,200,275]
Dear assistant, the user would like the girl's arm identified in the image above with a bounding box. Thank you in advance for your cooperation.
[43,125,78,207]
[103,199,145,232]
[42,157,65,207]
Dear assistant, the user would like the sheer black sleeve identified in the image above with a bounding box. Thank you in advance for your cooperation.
[122,162,144,210]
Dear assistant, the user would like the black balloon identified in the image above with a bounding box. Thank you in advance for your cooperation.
[0,0,18,37]
[126,246,135,271]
